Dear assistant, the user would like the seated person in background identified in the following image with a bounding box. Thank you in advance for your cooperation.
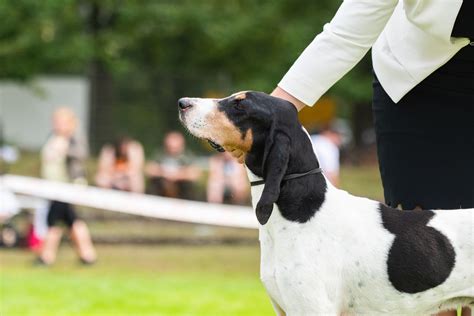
[95,137,145,193]
[146,131,201,199]
[310,123,343,187]
[207,151,249,205]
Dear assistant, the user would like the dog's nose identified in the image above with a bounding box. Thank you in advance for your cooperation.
[178,98,192,111]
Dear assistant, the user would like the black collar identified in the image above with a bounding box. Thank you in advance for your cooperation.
[250,167,323,187]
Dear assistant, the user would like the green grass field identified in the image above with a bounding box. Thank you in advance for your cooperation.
[1,245,273,316]
[2,153,384,315]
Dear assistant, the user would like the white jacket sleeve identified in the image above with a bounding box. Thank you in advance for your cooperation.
[278,0,399,106]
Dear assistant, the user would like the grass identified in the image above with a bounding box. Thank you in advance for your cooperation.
[2,151,385,315]
[1,245,273,316]
[340,165,383,201]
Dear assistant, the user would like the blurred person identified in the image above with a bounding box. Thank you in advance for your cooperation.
[207,151,249,204]
[0,185,20,223]
[27,199,49,253]
[0,184,20,247]
[95,137,145,193]
[146,131,201,199]
[310,124,343,187]
[0,145,19,166]
[37,107,96,265]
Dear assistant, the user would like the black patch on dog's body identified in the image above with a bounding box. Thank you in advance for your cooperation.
[218,92,327,224]
[277,173,326,223]
[379,204,456,293]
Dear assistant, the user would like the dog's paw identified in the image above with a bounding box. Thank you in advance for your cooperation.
[256,202,274,225]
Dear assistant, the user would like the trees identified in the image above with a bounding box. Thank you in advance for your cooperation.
[0,0,373,152]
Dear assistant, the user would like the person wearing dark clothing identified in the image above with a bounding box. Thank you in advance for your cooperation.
[252,2,472,315]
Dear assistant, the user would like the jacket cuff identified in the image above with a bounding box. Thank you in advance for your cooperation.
[278,73,326,107]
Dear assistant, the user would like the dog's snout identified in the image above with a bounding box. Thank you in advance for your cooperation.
[178,98,192,111]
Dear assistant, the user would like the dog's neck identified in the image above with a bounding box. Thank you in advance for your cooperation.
[276,132,327,223]
[245,126,323,180]
[246,127,328,224]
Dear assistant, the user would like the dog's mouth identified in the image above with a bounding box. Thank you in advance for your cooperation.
[207,139,225,152]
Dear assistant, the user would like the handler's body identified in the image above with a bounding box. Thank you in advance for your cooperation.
[273,1,473,211]
[269,1,473,315]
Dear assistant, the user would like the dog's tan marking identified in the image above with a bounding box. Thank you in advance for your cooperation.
[234,92,247,101]
[224,147,247,164]
[209,111,253,163]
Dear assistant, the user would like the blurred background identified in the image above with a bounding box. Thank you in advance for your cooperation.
[0,1,383,315]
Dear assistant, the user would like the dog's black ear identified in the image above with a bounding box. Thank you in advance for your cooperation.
[256,118,291,225]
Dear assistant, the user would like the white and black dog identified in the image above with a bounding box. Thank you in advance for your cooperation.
[178,91,474,315]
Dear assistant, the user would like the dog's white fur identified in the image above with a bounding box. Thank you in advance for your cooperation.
[249,167,473,315]
[180,96,474,316]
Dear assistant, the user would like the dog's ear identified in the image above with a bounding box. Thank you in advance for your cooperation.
[256,118,291,225]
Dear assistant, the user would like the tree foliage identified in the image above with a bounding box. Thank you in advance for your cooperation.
[0,0,373,152]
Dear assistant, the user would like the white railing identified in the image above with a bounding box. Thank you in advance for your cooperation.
[1,175,258,229]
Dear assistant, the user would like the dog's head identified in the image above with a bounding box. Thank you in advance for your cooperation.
[179,91,321,224]
[178,91,298,166]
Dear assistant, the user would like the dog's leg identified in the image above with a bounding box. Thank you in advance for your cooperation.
[462,306,472,316]
[269,298,286,316]
[284,299,339,316]
[285,308,339,316]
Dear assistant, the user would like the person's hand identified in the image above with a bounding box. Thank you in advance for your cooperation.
[225,88,305,164]
[271,87,306,111]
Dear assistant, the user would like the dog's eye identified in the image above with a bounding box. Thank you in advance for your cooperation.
[234,100,245,111]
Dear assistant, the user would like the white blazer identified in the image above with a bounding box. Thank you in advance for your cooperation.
[278,0,472,105]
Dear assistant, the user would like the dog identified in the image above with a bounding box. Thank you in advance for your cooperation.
[178,91,474,315]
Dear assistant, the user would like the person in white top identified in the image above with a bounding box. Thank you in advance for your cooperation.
[268,2,473,316]
[311,129,342,187]
[272,0,472,108]
[37,108,97,266]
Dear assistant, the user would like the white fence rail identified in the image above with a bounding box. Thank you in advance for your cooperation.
[1,175,258,229]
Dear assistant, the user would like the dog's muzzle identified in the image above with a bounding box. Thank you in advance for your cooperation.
[178,98,192,111]
[178,98,225,153]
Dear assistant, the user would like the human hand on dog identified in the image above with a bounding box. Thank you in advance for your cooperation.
[271,87,306,111]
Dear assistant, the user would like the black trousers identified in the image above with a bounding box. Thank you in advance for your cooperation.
[47,201,78,228]
[372,45,474,210]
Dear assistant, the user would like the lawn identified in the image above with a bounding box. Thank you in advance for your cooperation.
[1,245,273,316]
[2,152,384,315]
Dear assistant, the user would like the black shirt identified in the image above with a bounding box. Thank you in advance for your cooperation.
[451,1,474,38]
